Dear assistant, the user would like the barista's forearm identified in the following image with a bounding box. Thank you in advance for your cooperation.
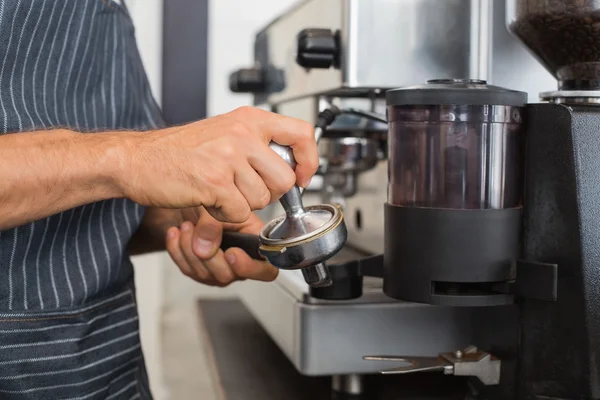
[0,130,126,230]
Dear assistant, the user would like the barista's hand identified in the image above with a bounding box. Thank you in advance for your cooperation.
[166,207,278,286]
[120,106,317,224]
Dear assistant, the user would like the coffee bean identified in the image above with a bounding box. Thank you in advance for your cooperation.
[510,0,600,89]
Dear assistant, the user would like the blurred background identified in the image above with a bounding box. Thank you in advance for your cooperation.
[127,1,296,398]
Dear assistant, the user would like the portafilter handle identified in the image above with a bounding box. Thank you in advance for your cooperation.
[268,141,333,288]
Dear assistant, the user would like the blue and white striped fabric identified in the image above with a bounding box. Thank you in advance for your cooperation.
[0,0,163,398]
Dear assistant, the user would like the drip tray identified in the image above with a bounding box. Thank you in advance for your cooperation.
[197,299,468,400]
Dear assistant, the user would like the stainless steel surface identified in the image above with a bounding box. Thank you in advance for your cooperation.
[469,0,492,81]
[313,127,324,146]
[364,355,452,374]
[332,374,364,395]
[388,103,524,209]
[341,162,387,254]
[260,0,484,105]
[317,137,380,205]
[541,90,600,104]
[548,97,600,105]
[318,137,379,175]
[236,0,558,380]
[443,348,501,386]
[260,204,347,270]
[273,97,387,254]
[263,0,555,255]
[263,142,334,286]
[265,204,334,244]
[235,270,476,376]
[301,264,331,288]
[269,141,298,170]
[364,346,501,386]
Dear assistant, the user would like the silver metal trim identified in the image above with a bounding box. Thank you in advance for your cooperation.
[541,90,600,104]
[469,0,492,80]
[260,204,342,245]
[235,271,477,376]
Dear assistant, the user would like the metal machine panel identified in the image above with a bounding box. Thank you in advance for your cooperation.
[261,0,478,105]
[236,271,475,376]
[261,0,344,104]
[335,0,555,254]
[234,0,558,379]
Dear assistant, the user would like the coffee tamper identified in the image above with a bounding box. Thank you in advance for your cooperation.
[258,142,347,288]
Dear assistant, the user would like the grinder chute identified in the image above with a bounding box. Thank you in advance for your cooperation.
[384,79,527,307]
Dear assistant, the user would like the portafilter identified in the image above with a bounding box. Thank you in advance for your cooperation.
[258,142,347,288]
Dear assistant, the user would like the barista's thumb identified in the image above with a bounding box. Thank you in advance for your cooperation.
[192,209,223,259]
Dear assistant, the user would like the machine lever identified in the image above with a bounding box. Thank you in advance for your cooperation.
[364,346,501,386]
[362,356,449,374]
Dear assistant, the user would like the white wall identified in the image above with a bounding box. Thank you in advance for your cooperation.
[126,0,163,103]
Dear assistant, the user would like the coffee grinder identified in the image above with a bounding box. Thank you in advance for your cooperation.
[368,1,600,398]
[383,78,525,308]
[508,1,600,397]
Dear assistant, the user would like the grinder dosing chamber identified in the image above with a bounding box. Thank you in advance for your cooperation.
[384,79,527,307]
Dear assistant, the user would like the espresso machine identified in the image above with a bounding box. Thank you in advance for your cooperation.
[224,0,600,398]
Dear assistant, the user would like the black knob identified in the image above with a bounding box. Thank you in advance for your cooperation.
[229,67,266,93]
[296,28,339,69]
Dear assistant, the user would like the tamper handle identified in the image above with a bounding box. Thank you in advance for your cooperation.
[268,141,333,288]
[269,142,305,215]
[269,142,297,170]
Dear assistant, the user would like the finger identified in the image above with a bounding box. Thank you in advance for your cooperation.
[166,227,194,279]
[180,222,213,281]
[190,215,237,285]
[210,184,252,224]
[234,164,273,210]
[225,247,279,282]
[192,210,223,259]
[222,212,265,234]
[201,248,237,285]
[237,108,317,188]
[247,145,296,202]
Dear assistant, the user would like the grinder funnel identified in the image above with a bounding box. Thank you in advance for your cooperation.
[508,0,600,91]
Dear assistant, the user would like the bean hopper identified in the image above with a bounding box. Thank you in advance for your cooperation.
[383,78,525,307]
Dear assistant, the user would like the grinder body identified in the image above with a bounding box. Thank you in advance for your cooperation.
[383,79,526,307]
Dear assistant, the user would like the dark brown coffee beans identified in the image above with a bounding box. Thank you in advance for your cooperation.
[509,0,600,89]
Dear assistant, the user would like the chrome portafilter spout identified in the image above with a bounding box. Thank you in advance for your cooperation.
[258,142,347,288]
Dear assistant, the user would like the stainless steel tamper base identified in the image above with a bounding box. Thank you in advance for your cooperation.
[258,204,347,287]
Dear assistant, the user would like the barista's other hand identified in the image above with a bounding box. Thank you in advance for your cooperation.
[166,207,278,286]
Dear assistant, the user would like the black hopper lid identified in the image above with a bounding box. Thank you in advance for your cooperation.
[386,79,527,106]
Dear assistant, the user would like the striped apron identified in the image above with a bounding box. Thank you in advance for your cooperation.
[0,0,163,398]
